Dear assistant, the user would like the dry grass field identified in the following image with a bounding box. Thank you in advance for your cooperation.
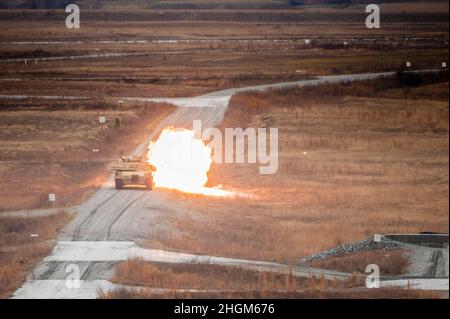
[100,258,439,299]
[309,250,409,276]
[100,257,440,299]
[0,100,175,211]
[147,72,448,264]
[111,258,315,291]
[0,4,448,98]
[0,2,448,299]
[0,211,71,298]
[0,100,175,297]
[99,286,441,299]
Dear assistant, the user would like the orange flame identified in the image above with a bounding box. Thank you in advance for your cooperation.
[147,127,232,196]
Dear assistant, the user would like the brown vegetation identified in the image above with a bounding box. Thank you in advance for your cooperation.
[309,250,410,276]
[99,287,441,299]
[0,211,71,246]
[0,99,175,297]
[0,210,71,298]
[101,258,439,299]
[0,100,175,211]
[0,4,447,97]
[0,3,447,299]
[148,73,448,265]
[111,258,311,291]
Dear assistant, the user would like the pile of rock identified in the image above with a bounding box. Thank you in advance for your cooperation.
[300,237,403,263]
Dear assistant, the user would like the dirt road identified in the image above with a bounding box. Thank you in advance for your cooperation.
[10,71,438,299]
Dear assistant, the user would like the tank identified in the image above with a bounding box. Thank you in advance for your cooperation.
[110,155,155,190]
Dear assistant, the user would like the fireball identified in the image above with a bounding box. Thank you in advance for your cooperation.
[147,127,231,196]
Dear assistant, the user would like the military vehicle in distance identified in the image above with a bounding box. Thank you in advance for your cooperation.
[111,155,155,190]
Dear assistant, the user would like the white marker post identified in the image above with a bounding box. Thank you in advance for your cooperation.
[99,116,106,132]
[99,116,106,124]
[49,193,56,207]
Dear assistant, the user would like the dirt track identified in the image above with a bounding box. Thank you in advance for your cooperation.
[10,70,444,299]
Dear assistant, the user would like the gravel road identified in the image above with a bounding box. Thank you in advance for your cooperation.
[12,71,440,299]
